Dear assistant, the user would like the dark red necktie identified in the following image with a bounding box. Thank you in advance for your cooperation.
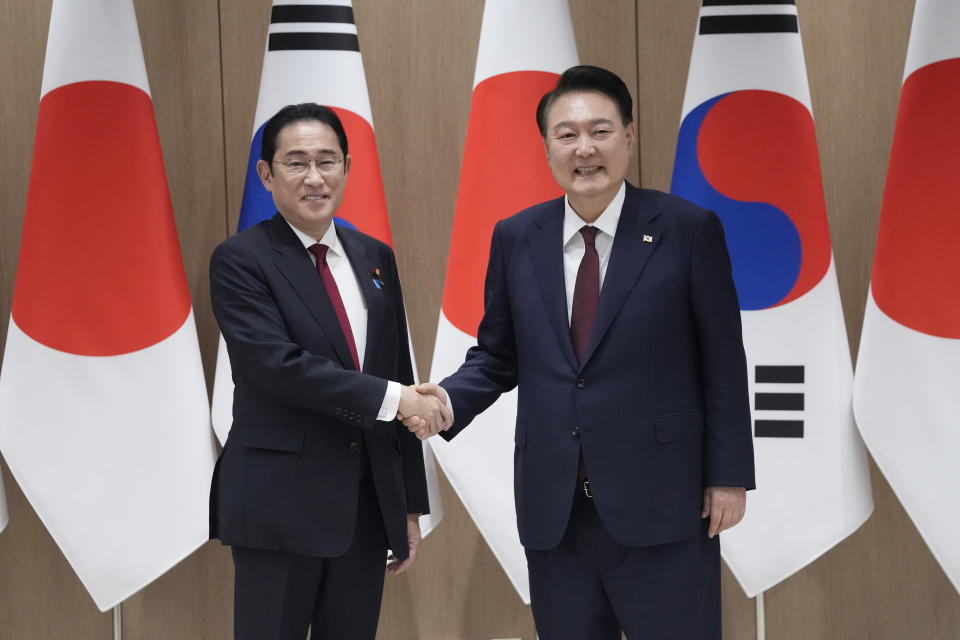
[308,243,360,371]
[570,226,600,364]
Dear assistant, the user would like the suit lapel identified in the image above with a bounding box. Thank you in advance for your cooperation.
[528,200,579,372]
[580,186,661,368]
[338,229,385,374]
[268,214,355,370]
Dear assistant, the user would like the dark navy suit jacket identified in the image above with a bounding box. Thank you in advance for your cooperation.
[209,213,428,559]
[440,183,754,551]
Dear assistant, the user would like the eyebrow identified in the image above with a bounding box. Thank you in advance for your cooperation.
[282,148,340,157]
[551,117,615,131]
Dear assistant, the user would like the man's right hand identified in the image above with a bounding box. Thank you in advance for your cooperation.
[396,383,452,439]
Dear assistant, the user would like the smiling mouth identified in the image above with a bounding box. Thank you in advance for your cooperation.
[574,166,603,176]
[303,194,329,200]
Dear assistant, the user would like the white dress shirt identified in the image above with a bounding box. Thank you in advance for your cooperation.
[562,181,626,322]
[285,219,401,422]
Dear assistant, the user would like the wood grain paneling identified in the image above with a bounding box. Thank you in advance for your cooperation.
[636,0,700,194]
[571,0,641,186]
[3,0,960,638]
[219,0,271,241]
[119,0,233,637]
[0,1,114,637]
[767,1,960,637]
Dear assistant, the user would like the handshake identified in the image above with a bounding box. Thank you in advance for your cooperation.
[396,383,452,440]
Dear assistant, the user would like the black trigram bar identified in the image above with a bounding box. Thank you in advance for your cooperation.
[756,365,804,383]
[755,420,804,438]
[702,0,795,6]
[268,33,359,52]
[699,14,799,34]
[755,392,804,411]
[271,5,355,24]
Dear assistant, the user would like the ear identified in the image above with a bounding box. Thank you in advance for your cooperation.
[343,154,352,178]
[543,139,553,166]
[624,122,637,153]
[256,159,274,191]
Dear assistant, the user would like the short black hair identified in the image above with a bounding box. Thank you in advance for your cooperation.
[535,65,633,137]
[260,103,349,170]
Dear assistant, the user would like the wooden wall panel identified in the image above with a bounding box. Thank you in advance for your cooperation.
[220,0,271,240]
[570,0,641,186]
[0,0,114,637]
[3,0,959,638]
[119,0,233,637]
[0,0,232,637]
[0,483,112,639]
[636,0,700,194]
[768,1,960,637]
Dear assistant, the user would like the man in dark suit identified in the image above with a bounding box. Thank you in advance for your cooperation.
[209,103,448,640]
[412,66,755,638]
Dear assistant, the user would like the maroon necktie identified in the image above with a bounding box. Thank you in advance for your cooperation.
[308,243,360,371]
[570,226,600,364]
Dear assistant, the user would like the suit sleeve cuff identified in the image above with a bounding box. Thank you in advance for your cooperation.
[377,380,402,421]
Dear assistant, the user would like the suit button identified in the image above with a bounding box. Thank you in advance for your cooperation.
[575,378,586,389]
[349,442,360,453]
[572,426,580,437]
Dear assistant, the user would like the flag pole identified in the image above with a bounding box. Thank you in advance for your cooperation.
[113,603,122,640]
[756,591,766,640]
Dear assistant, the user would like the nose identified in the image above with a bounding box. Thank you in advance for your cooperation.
[575,135,595,157]
[304,162,325,185]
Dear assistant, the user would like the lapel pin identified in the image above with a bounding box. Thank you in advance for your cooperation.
[643,234,654,243]
[371,268,384,290]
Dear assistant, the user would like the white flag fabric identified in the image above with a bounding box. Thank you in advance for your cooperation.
[670,0,873,596]
[854,0,960,595]
[428,0,578,603]
[0,0,215,611]
[209,0,443,534]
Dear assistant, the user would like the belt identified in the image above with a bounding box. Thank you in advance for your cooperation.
[579,479,592,498]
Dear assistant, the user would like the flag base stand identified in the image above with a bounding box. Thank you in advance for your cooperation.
[756,591,766,640]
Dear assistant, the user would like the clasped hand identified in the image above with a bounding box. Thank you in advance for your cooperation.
[396,383,452,440]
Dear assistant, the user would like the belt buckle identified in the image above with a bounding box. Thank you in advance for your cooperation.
[582,480,592,498]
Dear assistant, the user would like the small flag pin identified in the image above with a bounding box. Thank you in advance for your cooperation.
[371,268,384,290]
[643,234,654,243]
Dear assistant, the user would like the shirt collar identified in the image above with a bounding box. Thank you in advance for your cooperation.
[562,181,626,246]
[284,219,343,257]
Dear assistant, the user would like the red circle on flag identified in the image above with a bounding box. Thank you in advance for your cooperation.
[12,81,191,356]
[442,71,563,336]
[872,59,960,339]
[333,108,393,246]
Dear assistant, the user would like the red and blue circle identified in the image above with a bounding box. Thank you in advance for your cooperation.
[671,90,832,310]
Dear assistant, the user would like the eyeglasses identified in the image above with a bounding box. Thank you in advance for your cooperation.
[271,157,344,176]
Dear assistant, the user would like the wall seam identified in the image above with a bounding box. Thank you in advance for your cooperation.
[216,0,230,240]
[634,0,643,185]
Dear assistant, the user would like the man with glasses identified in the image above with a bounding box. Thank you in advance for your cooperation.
[209,103,449,639]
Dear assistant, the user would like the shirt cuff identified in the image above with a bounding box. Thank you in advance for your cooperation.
[443,387,454,422]
[377,380,402,421]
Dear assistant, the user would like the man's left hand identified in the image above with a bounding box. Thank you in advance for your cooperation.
[701,486,746,538]
[386,514,422,574]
